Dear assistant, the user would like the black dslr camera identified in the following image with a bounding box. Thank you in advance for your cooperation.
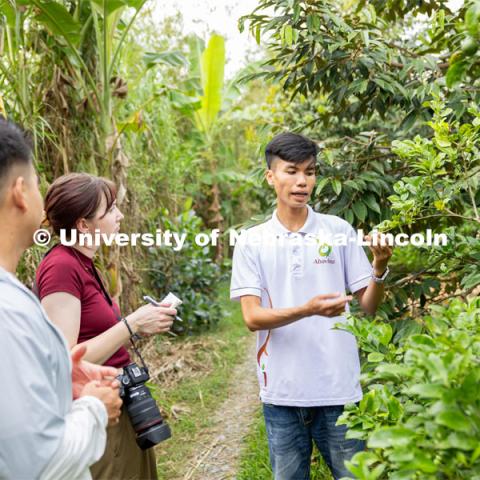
[117,363,171,449]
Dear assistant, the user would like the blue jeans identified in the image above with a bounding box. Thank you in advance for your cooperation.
[263,403,364,480]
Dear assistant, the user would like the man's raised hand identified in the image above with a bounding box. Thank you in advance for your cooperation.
[71,343,120,399]
[364,233,393,276]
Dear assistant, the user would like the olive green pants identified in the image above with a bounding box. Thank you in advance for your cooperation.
[90,408,158,480]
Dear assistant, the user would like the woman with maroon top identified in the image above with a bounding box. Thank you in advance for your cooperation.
[36,173,177,480]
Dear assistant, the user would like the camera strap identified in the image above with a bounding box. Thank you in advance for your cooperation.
[69,247,149,373]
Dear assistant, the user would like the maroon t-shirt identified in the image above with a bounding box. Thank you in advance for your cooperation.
[36,244,131,368]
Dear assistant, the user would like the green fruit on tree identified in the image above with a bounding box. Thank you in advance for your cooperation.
[461,36,478,56]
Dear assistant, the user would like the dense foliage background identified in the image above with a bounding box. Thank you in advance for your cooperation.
[1,0,479,476]
[0,0,273,332]
[239,0,480,477]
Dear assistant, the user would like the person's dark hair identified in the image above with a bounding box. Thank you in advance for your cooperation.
[0,118,33,187]
[44,173,116,238]
[265,132,319,168]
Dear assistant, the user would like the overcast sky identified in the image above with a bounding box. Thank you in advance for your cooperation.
[152,0,261,77]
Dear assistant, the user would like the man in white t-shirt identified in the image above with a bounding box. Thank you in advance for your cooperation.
[230,132,392,480]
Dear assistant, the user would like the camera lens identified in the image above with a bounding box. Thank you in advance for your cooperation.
[125,385,162,431]
[120,363,172,449]
[137,423,172,450]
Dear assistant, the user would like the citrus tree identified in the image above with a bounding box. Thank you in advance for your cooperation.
[240,0,480,321]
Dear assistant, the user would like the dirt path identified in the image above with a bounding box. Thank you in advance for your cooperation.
[182,338,259,480]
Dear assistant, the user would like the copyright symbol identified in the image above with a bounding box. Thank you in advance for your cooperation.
[33,229,51,247]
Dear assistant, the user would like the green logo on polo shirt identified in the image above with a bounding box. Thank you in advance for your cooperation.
[318,243,332,257]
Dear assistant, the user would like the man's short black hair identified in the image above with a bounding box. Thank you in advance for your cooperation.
[0,118,32,186]
[265,132,319,168]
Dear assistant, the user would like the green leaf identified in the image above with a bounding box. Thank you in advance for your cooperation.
[364,194,381,214]
[409,334,436,348]
[387,396,403,420]
[194,34,225,132]
[406,450,437,473]
[352,201,367,221]
[471,444,480,462]
[389,447,414,462]
[315,178,329,195]
[361,30,369,48]
[143,51,188,69]
[461,271,480,290]
[90,0,144,16]
[368,352,385,362]
[0,0,17,27]
[375,364,412,379]
[344,179,363,191]
[368,427,416,448]
[407,383,444,399]
[306,14,314,32]
[400,110,418,132]
[168,91,201,112]
[33,1,81,45]
[378,324,393,345]
[465,4,480,37]
[331,179,342,195]
[344,209,354,224]
[445,432,477,451]
[283,24,293,45]
[255,24,261,45]
[184,197,193,211]
[424,354,449,384]
[436,410,472,433]
[446,61,468,88]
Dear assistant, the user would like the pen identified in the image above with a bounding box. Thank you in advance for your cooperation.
[143,295,183,337]
[143,295,183,322]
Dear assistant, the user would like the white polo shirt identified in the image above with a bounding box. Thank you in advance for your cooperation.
[230,205,372,407]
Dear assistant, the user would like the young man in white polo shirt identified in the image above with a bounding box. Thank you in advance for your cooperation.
[230,132,392,480]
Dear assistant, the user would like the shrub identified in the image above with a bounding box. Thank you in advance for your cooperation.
[337,298,480,479]
[148,201,226,335]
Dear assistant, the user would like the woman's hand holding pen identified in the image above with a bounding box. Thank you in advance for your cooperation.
[125,303,176,335]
